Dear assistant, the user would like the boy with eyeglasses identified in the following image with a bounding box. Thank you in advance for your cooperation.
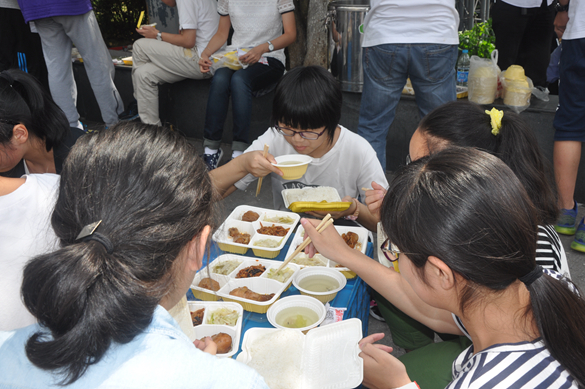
[209,66,387,231]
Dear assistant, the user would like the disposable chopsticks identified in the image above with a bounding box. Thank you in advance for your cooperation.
[255,144,269,197]
[276,214,333,272]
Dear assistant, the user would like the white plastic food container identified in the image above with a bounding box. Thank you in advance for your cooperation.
[213,205,300,258]
[284,225,368,278]
[281,186,342,208]
[187,301,243,358]
[236,318,363,389]
[191,255,301,313]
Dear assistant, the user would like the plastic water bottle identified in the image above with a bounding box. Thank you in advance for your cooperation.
[457,49,470,87]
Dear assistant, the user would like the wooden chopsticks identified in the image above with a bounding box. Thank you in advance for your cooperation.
[255,144,269,197]
[276,214,334,272]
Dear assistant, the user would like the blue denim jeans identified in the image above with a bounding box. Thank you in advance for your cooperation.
[203,58,285,151]
[357,44,458,169]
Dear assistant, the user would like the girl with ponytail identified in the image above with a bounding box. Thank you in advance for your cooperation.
[0,122,268,388]
[0,69,84,178]
[302,148,585,388]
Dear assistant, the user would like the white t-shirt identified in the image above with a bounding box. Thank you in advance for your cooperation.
[177,0,220,55]
[0,174,59,331]
[563,0,585,40]
[235,125,389,210]
[362,0,459,47]
[217,0,295,65]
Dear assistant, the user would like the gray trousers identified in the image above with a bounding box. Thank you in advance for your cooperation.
[35,10,122,127]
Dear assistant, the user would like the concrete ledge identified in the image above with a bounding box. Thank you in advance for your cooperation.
[74,63,585,202]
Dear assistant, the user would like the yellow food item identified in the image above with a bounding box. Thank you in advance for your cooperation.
[288,201,351,213]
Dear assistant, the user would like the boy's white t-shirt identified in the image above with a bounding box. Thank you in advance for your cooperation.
[564,0,585,41]
[362,0,459,47]
[235,125,389,210]
[0,174,59,331]
[177,0,220,55]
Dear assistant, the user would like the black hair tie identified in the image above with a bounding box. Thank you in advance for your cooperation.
[82,232,114,255]
[519,265,543,287]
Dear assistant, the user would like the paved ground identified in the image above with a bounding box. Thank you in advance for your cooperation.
[187,138,585,358]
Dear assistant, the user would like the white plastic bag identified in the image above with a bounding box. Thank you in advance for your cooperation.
[209,47,251,75]
[468,50,499,105]
[501,66,533,113]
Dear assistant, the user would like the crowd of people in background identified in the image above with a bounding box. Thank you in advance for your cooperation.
[1,0,585,388]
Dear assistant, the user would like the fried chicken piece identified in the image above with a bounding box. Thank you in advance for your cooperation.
[236,264,266,278]
[190,308,205,327]
[228,227,251,244]
[200,332,233,354]
[198,277,220,291]
[229,286,275,302]
[242,211,260,222]
[257,223,289,236]
[342,232,359,249]
[233,233,251,244]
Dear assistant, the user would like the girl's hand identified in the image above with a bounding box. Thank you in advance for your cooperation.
[306,196,354,220]
[359,334,411,389]
[193,337,217,355]
[236,151,283,177]
[136,25,158,39]
[239,44,267,65]
[199,54,213,73]
[300,218,353,265]
[365,181,387,219]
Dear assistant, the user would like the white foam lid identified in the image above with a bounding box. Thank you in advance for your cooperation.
[281,186,342,209]
[237,318,363,389]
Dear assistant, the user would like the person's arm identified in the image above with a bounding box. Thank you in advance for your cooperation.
[554,0,570,39]
[239,11,296,64]
[137,25,197,49]
[199,15,231,73]
[209,151,283,198]
[300,218,464,335]
[306,197,379,232]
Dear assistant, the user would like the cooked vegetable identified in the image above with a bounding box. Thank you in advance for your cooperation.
[207,308,239,326]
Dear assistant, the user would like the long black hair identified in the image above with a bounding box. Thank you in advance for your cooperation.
[270,66,342,143]
[418,100,558,225]
[21,122,216,384]
[0,69,69,151]
[381,147,585,385]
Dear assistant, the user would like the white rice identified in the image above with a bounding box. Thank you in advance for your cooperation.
[246,329,305,389]
[284,187,340,204]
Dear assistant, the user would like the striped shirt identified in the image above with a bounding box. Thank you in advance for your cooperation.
[536,225,570,278]
[449,270,578,389]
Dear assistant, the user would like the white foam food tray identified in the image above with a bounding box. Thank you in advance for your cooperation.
[281,186,342,209]
[236,318,363,389]
[284,225,368,273]
[213,205,300,257]
[187,301,243,358]
[191,254,301,313]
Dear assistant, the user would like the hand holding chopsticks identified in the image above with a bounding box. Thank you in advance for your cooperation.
[276,214,334,272]
[255,144,269,197]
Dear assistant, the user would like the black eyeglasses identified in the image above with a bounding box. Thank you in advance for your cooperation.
[275,125,327,140]
[380,238,400,262]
